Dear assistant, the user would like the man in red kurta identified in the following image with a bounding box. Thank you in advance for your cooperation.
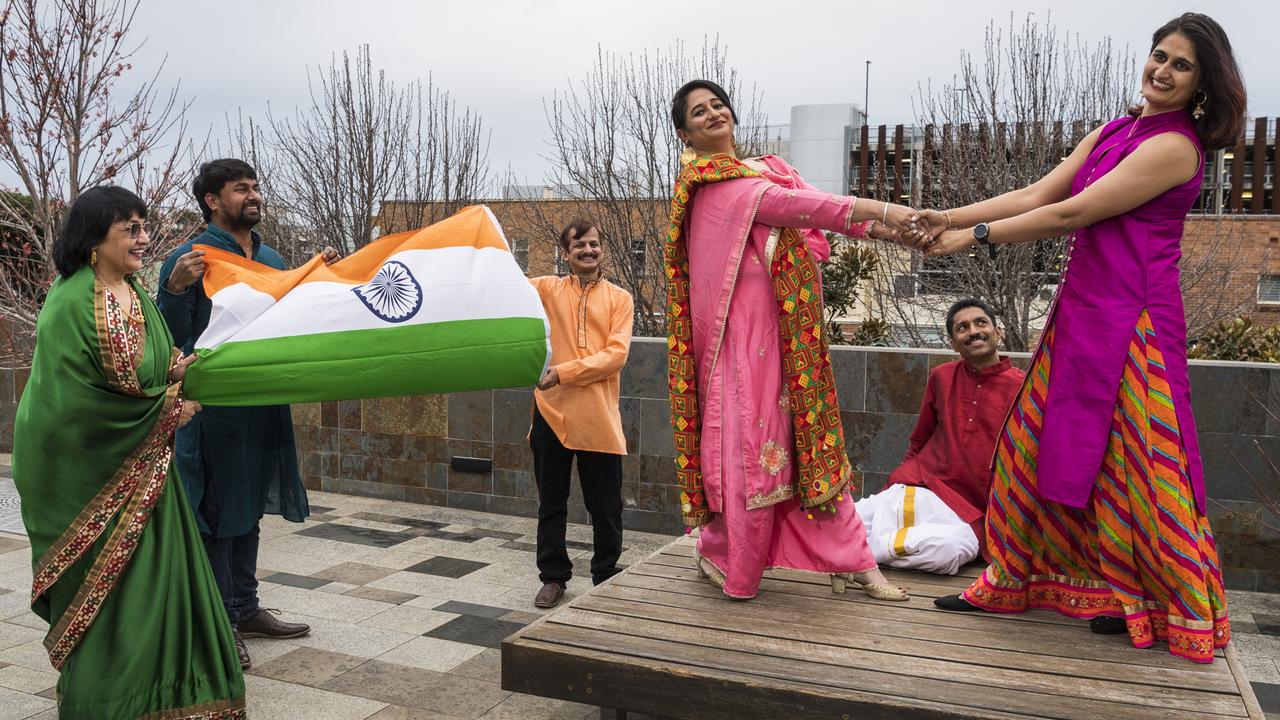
[855,299,1024,574]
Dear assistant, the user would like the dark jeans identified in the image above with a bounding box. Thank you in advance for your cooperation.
[203,524,261,625]
[530,408,624,587]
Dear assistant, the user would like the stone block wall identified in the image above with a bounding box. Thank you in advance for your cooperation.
[290,338,1280,591]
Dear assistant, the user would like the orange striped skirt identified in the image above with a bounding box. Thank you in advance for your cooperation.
[963,310,1230,663]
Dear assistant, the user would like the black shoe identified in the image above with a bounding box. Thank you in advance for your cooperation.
[1090,616,1128,635]
[233,629,251,670]
[237,608,311,639]
[533,582,565,608]
[934,594,983,612]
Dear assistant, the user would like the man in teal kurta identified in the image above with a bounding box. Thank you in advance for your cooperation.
[157,159,329,669]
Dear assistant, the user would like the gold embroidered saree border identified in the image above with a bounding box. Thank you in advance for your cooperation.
[666,154,853,527]
[38,277,184,669]
[93,278,145,397]
[43,384,179,669]
[746,482,798,509]
[135,697,247,720]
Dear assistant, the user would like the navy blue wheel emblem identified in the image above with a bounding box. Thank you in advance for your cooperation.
[352,260,423,323]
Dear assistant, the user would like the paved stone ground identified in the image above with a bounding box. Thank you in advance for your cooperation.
[0,454,1277,718]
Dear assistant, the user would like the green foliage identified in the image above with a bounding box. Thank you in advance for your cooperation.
[820,238,881,345]
[850,317,890,346]
[1188,317,1280,364]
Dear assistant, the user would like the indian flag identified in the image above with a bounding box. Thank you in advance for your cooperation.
[183,205,549,406]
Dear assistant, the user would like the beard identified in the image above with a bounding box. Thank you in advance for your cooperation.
[222,204,262,232]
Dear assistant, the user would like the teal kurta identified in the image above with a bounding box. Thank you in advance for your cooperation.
[157,224,308,537]
[13,266,245,718]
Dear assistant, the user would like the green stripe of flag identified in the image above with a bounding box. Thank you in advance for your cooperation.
[185,317,546,406]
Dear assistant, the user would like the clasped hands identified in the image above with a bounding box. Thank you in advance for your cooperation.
[877,206,974,258]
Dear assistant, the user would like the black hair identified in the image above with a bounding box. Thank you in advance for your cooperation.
[671,79,738,131]
[52,186,147,278]
[192,158,258,222]
[945,298,997,338]
[1133,13,1246,150]
[558,218,597,251]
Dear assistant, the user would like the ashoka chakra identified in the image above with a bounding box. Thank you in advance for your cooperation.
[352,260,423,323]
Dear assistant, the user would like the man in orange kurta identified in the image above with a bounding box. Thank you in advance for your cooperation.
[529,220,634,608]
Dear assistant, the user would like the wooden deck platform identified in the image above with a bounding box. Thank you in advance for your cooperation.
[501,535,1265,720]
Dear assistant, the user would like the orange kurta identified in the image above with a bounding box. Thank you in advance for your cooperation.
[531,275,634,455]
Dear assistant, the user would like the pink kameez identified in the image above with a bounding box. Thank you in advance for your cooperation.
[685,155,877,598]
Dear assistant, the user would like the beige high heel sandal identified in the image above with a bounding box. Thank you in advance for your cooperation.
[831,572,909,601]
[692,545,726,590]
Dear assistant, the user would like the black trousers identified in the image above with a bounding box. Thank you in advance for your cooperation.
[530,407,624,586]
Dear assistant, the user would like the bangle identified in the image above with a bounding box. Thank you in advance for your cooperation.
[882,202,890,225]
[943,210,953,230]
[866,220,878,239]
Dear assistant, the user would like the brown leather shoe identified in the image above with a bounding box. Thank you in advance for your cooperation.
[233,629,251,670]
[237,608,311,639]
[533,582,564,609]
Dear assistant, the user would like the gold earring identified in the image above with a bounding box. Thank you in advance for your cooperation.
[1192,89,1207,120]
[90,248,98,266]
[678,144,697,166]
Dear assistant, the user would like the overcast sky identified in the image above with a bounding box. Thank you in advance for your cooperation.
[83,1,1280,188]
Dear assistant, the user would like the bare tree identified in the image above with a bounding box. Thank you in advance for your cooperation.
[867,14,1134,350]
[525,38,767,337]
[0,0,195,366]
[264,45,490,255]
[1180,214,1250,342]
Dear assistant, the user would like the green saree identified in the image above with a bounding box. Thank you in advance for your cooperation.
[13,266,246,719]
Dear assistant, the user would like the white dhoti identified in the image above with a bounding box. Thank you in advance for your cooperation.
[854,483,979,575]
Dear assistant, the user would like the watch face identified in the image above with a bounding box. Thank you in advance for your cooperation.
[974,223,990,241]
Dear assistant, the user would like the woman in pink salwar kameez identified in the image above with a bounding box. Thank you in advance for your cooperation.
[665,80,932,600]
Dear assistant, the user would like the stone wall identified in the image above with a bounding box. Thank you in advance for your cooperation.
[290,338,1280,592]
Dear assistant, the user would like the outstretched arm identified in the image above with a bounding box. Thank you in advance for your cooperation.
[928,131,1199,256]
[753,184,926,244]
[935,125,1105,231]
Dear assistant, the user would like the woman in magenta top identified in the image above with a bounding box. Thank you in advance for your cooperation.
[927,13,1246,663]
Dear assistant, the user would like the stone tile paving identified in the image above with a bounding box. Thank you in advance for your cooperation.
[0,452,1277,718]
[0,470,677,719]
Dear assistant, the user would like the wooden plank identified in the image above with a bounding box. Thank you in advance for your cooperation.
[1251,117,1267,213]
[545,606,1245,716]
[859,124,870,196]
[631,557,1088,631]
[876,125,888,201]
[654,542,1228,659]
[1273,119,1280,216]
[519,621,1231,720]
[1230,133,1246,211]
[505,537,1251,720]
[893,124,906,203]
[1224,643,1268,720]
[584,585,1236,692]
[613,564,1231,668]
[505,637,1032,720]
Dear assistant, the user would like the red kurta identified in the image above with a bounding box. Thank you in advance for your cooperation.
[887,358,1024,546]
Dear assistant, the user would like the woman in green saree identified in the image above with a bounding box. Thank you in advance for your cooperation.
[13,187,246,718]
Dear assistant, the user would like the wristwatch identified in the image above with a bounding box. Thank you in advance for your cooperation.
[973,222,997,259]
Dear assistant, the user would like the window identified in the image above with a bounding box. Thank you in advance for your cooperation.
[511,237,529,273]
[630,237,646,273]
[555,245,569,275]
[1258,274,1280,304]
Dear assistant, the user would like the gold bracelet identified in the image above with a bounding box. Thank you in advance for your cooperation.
[882,202,890,225]
[943,210,954,230]
[866,220,878,239]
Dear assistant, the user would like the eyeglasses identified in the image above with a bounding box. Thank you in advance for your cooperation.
[118,221,151,239]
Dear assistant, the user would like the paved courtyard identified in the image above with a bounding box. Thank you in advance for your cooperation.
[0,454,1277,718]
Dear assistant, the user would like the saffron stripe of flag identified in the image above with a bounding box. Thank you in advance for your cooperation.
[183,206,549,405]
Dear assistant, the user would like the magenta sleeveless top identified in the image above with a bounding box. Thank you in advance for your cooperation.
[1035,109,1207,511]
